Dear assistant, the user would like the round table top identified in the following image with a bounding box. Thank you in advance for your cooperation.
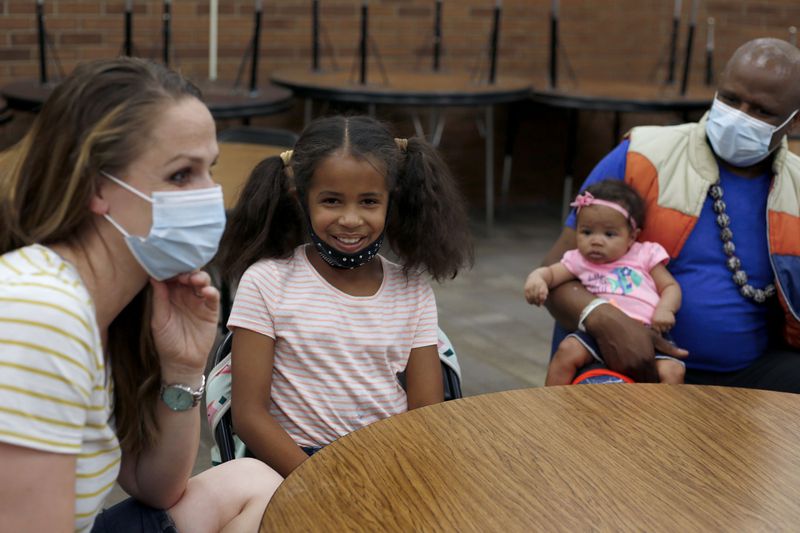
[0,96,11,124]
[0,79,294,120]
[261,385,800,532]
[530,80,715,113]
[270,68,533,106]
[0,80,56,112]
[196,80,293,120]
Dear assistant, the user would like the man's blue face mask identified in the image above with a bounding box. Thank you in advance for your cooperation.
[101,171,226,281]
[706,96,798,168]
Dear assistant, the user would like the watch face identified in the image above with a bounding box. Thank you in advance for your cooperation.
[162,386,194,411]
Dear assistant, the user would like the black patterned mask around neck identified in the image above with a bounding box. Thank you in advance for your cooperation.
[308,226,384,269]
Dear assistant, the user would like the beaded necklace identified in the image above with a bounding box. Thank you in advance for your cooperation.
[708,183,775,303]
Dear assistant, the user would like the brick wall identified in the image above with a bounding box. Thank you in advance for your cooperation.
[1,0,797,86]
[0,1,798,208]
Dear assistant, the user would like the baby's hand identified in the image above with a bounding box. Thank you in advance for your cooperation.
[651,308,676,333]
[524,273,549,306]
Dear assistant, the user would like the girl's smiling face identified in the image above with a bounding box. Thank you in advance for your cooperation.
[306,152,389,254]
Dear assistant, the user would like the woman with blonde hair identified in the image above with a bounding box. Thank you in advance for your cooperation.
[0,57,281,532]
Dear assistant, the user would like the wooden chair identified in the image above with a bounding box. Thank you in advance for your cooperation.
[215,126,299,210]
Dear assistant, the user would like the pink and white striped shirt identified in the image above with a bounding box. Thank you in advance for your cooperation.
[227,245,438,447]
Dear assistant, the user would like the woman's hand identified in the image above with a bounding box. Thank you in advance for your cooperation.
[150,271,220,376]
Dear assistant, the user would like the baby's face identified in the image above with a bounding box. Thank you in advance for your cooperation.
[575,205,635,264]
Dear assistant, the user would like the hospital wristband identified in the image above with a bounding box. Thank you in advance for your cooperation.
[577,298,609,333]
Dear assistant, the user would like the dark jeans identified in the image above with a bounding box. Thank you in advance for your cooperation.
[684,347,800,393]
[245,445,323,459]
[301,446,323,456]
[91,498,177,533]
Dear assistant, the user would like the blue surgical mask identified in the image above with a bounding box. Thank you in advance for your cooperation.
[101,171,226,281]
[706,96,798,167]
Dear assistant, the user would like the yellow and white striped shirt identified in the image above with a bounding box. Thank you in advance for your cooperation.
[0,244,120,532]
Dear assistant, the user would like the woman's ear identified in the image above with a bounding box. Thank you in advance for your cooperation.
[88,176,110,216]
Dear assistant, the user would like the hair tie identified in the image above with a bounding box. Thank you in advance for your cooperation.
[280,150,293,167]
[394,138,408,153]
[570,191,637,230]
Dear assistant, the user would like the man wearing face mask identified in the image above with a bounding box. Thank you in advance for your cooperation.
[541,37,800,390]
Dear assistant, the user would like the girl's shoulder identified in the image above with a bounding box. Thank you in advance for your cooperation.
[379,255,433,292]
[239,245,318,298]
[239,246,312,286]
[378,254,404,274]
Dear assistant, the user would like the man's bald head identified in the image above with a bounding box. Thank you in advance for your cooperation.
[721,38,800,108]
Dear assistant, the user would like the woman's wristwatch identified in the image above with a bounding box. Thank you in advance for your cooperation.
[160,375,206,411]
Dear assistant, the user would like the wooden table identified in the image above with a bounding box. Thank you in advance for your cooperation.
[215,143,284,209]
[0,96,11,125]
[196,80,293,120]
[0,80,55,112]
[528,80,715,218]
[271,69,533,229]
[530,80,714,114]
[261,385,800,532]
[0,79,293,121]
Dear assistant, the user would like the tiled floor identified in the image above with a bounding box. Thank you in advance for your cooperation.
[107,206,564,505]
[436,208,562,395]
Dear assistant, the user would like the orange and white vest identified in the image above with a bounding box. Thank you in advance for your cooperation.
[624,115,800,348]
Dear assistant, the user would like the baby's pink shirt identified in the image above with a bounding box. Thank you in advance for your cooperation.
[561,241,670,325]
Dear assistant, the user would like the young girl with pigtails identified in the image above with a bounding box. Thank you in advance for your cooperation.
[216,115,473,476]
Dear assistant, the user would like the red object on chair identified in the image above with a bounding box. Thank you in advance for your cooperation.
[572,367,634,385]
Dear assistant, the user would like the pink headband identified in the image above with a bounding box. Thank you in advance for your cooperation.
[570,192,637,230]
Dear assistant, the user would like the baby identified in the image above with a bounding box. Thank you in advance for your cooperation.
[525,179,685,385]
